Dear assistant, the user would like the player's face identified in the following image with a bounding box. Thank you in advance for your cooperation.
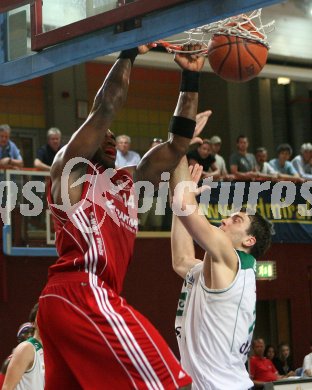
[220,212,254,248]
[94,129,117,169]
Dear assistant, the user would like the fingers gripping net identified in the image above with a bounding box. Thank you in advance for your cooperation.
[158,9,274,53]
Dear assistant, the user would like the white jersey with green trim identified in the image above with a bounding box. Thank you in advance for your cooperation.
[16,337,44,390]
[175,250,256,390]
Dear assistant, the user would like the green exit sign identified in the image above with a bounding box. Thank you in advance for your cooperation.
[256,261,277,280]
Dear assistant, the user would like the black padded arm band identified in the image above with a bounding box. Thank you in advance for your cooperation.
[180,70,200,92]
[169,116,196,139]
[118,47,139,65]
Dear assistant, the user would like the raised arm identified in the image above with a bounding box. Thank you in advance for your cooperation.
[2,343,34,390]
[170,157,238,288]
[135,46,205,187]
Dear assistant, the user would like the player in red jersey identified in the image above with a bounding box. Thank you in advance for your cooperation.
[38,44,205,389]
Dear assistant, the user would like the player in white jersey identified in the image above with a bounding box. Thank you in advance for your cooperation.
[2,303,44,390]
[170,156,272,390]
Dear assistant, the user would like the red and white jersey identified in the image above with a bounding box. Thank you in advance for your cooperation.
[47,163,138,294]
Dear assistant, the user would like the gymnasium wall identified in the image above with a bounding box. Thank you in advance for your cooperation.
[1,238,312,368]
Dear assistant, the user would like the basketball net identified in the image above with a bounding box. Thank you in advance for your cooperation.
[157,9,275,54]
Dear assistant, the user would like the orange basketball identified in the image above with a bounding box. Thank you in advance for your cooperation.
[207,22,268,82]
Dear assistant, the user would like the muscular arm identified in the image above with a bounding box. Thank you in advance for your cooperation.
[135,91,198,187]
[170,157,238,289]
[2,343,34,390]
[135,48,205,188]
[171,213,201,278]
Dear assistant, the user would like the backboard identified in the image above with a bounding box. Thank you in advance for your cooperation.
[0,0,284,85]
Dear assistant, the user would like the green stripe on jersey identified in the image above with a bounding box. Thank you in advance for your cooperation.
[27,337,43,352]
[237,250,256,273]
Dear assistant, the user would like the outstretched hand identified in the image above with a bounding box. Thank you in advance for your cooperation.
[189,164,211,195]
[190,110,213,145]
[174,44,206,72]
[138,43,157,54]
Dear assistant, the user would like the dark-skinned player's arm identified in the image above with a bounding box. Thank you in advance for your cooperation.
[50,45,155,204]
[135,45,206,188]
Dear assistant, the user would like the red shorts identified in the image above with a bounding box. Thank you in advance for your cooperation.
[38,272,191,390]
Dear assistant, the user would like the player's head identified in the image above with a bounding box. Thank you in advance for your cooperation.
[17,322,34,343]
[47,127,62,152]
[93,129,117,169]
[197,139,211,159]
[116,135,131,155]
[220,208,272,258]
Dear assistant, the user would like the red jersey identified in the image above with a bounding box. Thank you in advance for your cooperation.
[249,355,278,382]
[47,163,138,294]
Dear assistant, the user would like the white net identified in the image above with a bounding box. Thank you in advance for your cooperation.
[158,8,275,54]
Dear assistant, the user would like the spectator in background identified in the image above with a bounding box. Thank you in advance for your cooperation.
[264,345,276,362]
[230,135,257,180]
[0,124,23,169]
[302,341,312,378]
[187,138,220,179]
[209,135,233,180]
[34,127,62,171]
[291,142,312,180]
[115,134,140,173]
[249,338,280,388]
[255,147,278,180]
[273,343,295,377]
[269,143,302,182]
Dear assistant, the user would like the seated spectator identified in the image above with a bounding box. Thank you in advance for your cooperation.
[34,127,62,171]
[210,135,234,180]
[249,338,281,388]
[269,144,302,182]
[115,135,140,174]
[0,124,23,169]
[187,139,219,179]
[291,143,312,180]
[264,345,276,362]
[302,341,312,378]
[230,135,257,180]
[255,147,278,180]
[2,303,44,390]
[273,343,295,377]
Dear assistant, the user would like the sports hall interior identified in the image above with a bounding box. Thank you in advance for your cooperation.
[0,0,312,371]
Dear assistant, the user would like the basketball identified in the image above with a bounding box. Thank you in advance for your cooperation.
[207,22,268,82]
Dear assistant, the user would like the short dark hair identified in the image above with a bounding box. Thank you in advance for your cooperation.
[236,135,247,143]
[277,143,292,156]
[246,212,272,258]
[29,302,39,323]
[256,147,267,154]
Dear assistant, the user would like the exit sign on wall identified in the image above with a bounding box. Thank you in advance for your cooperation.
[256,261,277,281]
